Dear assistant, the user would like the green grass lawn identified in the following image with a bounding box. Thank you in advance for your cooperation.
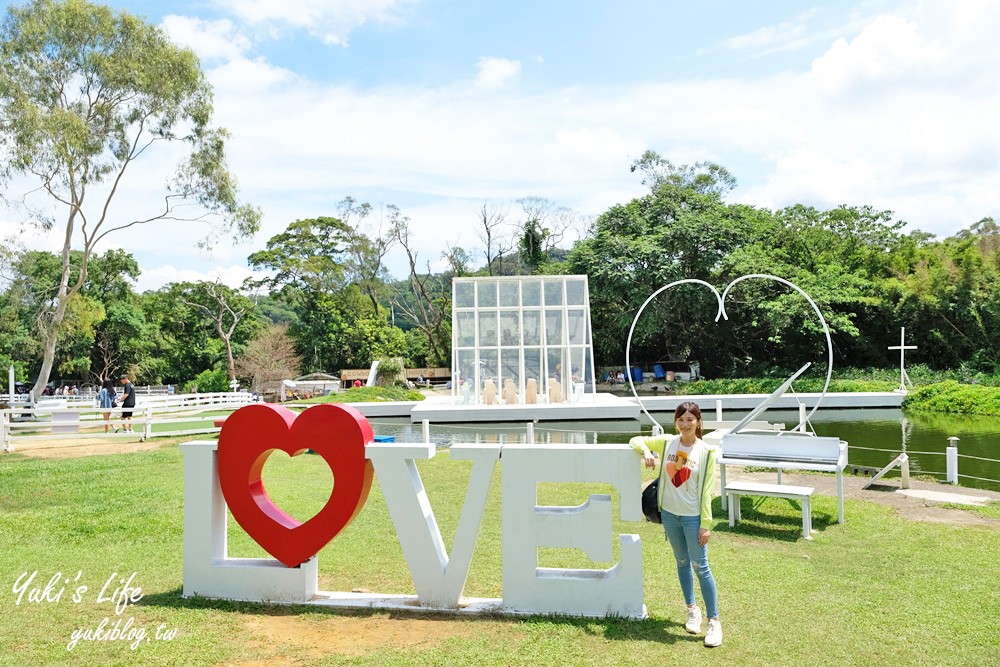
[1,440,997,666]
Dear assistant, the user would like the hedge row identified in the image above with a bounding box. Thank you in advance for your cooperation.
[901,380,1000,416]
[299,385,426,404]
[674,378,898,395]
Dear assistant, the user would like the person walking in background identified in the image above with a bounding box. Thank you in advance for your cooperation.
[118,374,137,434]
[631,401,722,647]
[97,378,116,433]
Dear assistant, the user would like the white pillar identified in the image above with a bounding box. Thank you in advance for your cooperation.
[946,436,959,484]
[1,410,11,453]
[8,365,14,404]
[526,422,535,444]
[715,399,723,422]
[422,419,430,444]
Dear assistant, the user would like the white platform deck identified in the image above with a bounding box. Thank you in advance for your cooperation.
[408,393,640,423]
[632,392,904,412]
[342,391,905,423]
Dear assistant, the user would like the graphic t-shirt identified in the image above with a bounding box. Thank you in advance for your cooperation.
[629,433,717,527]
[660,437,709,517]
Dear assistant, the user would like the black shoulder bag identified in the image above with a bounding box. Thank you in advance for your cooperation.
[641,448,666,523]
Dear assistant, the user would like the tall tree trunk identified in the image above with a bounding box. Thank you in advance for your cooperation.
[31,213,80,401]
[32,323,61,402]
[217,320,236,381]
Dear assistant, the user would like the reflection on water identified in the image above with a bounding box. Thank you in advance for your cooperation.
[364,408,1000,493]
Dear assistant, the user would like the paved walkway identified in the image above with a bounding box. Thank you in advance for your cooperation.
[721,468,1000,527]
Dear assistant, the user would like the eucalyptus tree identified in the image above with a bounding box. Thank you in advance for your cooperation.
[0,0,259,400]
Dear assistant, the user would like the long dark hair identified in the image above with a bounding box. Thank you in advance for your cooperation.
[674,401,703,438]
[101,378,115,392]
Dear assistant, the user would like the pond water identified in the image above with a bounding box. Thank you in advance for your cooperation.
[364,408,1000,493]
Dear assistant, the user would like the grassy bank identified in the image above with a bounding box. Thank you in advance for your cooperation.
[674,377,898,394]
[297,385,426,404]
[1,442,997,666]
[903,380,1000,417]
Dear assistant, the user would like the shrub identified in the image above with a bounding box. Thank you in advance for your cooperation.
[298,385,424,404]
[184,368,230,393]
[902,381,1000,416]
[374,357,405,387]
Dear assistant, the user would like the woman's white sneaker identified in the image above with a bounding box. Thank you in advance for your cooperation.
[684,606,702,634]
[704,618,723,647]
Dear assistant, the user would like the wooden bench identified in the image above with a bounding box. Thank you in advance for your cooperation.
[716,430,848,524]
[725,480,815,539]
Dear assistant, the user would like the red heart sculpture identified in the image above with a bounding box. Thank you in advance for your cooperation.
[218,403,374,567]
[672,466,692,487]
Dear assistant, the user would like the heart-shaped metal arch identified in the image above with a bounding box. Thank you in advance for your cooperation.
[625,274,833,433]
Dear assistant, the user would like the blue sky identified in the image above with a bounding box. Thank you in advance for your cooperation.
[2,0,999,291]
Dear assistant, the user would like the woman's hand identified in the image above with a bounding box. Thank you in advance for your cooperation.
[641,448,657,469]
[698,528,711,547]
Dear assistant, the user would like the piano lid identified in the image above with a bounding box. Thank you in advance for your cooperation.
[727,362,811,436]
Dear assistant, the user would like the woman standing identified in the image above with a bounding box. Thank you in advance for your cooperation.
[631,401,722,647]
[97,378,116,433]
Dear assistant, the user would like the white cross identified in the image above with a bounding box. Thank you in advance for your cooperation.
[888,327,917,392]
[229,378,240,392]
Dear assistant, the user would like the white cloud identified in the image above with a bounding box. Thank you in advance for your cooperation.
[136,264,264,294]
[726,10,816,52]
[809,15,948,93]
[554,127,639,161]
[728,3,1000,235]
[161,15,251,62]
[207,56,298,92]
[210,0,417,45]
[474,57,522,90]
[721,8,834,56]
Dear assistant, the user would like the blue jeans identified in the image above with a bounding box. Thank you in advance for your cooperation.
[661,510,719,619]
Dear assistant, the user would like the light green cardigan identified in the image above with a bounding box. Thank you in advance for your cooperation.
[630,434,717,530]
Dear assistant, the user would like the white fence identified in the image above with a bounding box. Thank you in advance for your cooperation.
[1,392,256,452]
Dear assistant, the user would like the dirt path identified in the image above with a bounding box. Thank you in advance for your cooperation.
[6,434,167,458]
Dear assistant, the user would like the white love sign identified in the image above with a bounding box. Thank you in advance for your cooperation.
[181,438,646,619]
